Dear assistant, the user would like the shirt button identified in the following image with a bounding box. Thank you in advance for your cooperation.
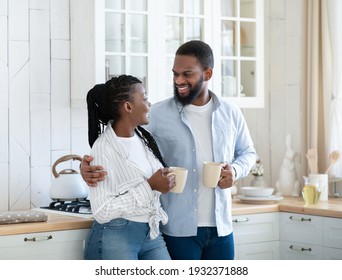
[194,209,197,212]
[193,169,196,172]
[194,189,197,192]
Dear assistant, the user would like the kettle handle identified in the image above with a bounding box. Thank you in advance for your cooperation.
[52,155,83,178]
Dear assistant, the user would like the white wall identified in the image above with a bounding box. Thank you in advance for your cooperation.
[0,0,91,211]
[240,0,305,191]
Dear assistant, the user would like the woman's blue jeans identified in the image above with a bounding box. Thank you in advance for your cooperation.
[163,227,234,260]
[84,218,171,260]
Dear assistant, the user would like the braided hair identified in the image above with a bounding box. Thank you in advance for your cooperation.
[86,74,167,167]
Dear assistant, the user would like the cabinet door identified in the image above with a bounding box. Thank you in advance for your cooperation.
[235,241,279,260]
[280,213,323,245]
[0,229,89,260]
[280,241,323,260]
[323,217,342,250]
[323,247,342,260]
[233,212,279,245]
[96,0,264,107]
[216,0,264,107]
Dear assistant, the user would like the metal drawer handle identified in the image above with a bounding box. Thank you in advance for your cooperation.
[24,235,53,242]
[289,216,311,222]
[289,245,312,252]
[232,218,249,223]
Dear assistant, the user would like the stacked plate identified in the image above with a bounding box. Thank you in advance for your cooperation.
[236,187,283,204]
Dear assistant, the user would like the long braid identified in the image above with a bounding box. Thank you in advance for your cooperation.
[87,75,141,147]
[135,126,168,168]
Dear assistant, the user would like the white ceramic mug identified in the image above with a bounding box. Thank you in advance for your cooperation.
[168,167,188,193]
[203,162,223,188]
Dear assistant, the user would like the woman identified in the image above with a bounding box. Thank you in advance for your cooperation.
[84,75,175,260]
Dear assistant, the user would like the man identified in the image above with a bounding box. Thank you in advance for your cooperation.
[81,40,256,260]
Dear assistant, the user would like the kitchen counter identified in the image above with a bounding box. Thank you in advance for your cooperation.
[232,196,342,218]
[0,213,93,236]
[1,196,342,236]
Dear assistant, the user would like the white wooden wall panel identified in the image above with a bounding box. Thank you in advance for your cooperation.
[30,93,50,166]
[0,109,8,161]
[70,0,96,100]
[0,0,7,15]
[71,97,88,154]
[0,0,8,211]
[30,0,49,9]
[8,0,29,41]
[0,16,7,64]
[270,0,285,17]
[51,40,70,59]
[9,59,30,210]
[51,59,71,150]
[9,42,30,153]
[0,163,8,210]
[31,166,52,208]
[30,10,50,93]
[50,0,69,40]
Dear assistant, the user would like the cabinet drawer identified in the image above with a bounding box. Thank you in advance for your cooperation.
[0,229,89,260]
[280,241,323,260]
[323,247,342,260]
[280,213,322,245]
[233,212,279,245]
[323,217,342,249]
[235,241,279,260]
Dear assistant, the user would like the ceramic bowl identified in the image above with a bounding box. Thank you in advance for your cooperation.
[239,186,274,197]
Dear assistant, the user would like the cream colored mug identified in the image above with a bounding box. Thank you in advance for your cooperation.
[203,162,223,188]
[168,167,188,193]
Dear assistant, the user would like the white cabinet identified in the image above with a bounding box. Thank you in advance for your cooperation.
[0,229,90,260]
[323,217,342,259]
[95,0,264,107]
[233,212,279,260]
[280,213,323,259]
[280,212,342,260]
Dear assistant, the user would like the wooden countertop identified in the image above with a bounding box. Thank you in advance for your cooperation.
[1,196,342,236]
[0,213,93,236]
[232,196,342,218]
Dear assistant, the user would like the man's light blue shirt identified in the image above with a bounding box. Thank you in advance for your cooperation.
[146,91,256,237]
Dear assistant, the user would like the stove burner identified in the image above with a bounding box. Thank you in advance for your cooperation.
[41,200,91,214]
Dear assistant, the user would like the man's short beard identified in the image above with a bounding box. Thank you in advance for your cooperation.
[173,76,204,106]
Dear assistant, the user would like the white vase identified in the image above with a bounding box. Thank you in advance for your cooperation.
[251,176,266,187]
